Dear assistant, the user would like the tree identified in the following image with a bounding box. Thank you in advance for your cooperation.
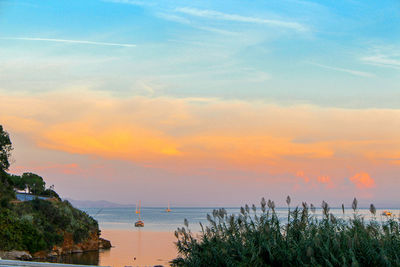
[8,174,26,191]
[0,125,13,171]
[21,172,46,195]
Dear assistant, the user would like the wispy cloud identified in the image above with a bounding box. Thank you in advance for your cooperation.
[361,55,400,69]
[175,7,307,32]
[102,0,154,7]
[308,62,374,78]
[156,13,238,36]
[195,26,238,36]
[156,13,191,24]
[0,37,136,48]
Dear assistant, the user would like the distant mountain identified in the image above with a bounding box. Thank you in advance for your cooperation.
[65,198,132,208]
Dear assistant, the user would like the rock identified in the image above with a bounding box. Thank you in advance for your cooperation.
[99,238,112,249]
[34,231,111,259]
[0,250,32,260]
[47,251,58,257]
[32,250,47,259]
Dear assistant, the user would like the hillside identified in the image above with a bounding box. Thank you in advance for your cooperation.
[0,125,110,260]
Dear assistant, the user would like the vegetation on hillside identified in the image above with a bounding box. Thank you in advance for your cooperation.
[8,172,60,198]
[0,125,98,253]
[172,198,400,266]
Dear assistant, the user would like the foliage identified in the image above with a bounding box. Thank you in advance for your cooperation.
[8,173,26,191]
[0,124,99,253]
[5,199,99,253]
[0,125,14,206]
[172,198,400,266]
[0,125,12,171]
[41,188,61,199]
[8,172,60,199]
[0,209,47,253]
[0,198,98,253]
[21,172,46,195]
[0,170,15,207]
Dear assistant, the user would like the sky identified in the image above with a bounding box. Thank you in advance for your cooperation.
[0,0,399,207]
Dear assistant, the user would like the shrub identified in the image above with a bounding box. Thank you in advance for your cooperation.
[0,209,47,253]
[0,170,15,204]
[2,198,99,253]
[172,198,400,266]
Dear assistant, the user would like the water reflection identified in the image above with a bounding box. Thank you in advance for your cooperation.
[99,229,177,267]
[38,251,100,265]
[36,230,176,267]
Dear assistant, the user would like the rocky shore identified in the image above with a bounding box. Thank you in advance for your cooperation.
[0,231,111,261]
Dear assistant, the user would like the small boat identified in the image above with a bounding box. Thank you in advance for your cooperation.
[134,220,144,227]
[382,211,393,217]
[134,200,144,227]
[166,201,171,212]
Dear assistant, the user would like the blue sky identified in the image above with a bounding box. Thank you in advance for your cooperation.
[1,0,399,108]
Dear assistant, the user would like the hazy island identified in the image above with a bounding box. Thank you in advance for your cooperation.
[0,125,111,261]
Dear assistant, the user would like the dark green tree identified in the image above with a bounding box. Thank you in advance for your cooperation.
[21,172,46,195]
[0,125,13,171]
[8,174,26,191]
[0,125,15,204]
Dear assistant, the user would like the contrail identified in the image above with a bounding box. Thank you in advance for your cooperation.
[0,37,136,47]
[307,62,374,78]
[175,7,307,32]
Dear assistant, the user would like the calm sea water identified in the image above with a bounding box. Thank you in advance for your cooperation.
[39,206,400,267]
[83,206,400,232]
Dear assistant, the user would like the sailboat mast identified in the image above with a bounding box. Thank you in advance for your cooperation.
[138,200,141,220]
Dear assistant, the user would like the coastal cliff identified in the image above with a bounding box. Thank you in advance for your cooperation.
[0,233,111,260]
[0,125,111,261]
[33,232,111,259]
[0,194,112,261]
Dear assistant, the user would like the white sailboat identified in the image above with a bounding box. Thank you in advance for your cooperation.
[134,200,144,227]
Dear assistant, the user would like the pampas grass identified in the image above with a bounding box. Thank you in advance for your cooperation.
[172,197,400,266]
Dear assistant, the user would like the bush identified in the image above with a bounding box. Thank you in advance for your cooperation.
[172,198,400,266]
[0,170,15,204]
[3,199,99,253]
[42,188,61,199]
[0,209,47,253]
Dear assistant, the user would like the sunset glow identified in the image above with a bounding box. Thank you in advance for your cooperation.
[1,0,399,207]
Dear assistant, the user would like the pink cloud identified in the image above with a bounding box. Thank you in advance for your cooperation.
[349,172,375,189]
[10,163,81,175]
[296,170,310,183]
[317,175,335,189]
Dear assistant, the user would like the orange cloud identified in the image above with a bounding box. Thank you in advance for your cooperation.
[349,172,375,189]
[317,175,335,188]
[1,89,399,177]
[296,171,310,183]
[39,124,181,161]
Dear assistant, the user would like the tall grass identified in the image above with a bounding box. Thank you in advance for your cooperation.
[171,198,400,266]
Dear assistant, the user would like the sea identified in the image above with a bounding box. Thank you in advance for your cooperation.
[38,206,400,267]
